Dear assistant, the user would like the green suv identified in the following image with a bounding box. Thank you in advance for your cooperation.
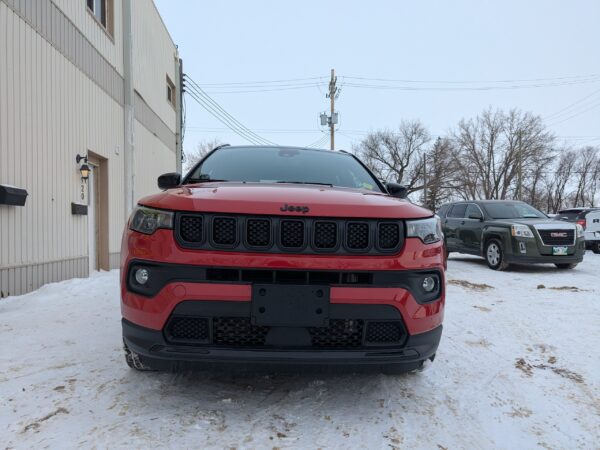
[438,200,585,270]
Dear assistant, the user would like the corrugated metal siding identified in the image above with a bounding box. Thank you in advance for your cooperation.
[51,0,123,75]
[134,91,176,153]
[131,0,177,130]
[0,1,124,295]
[0,0,178,296]
[133,118,177,200]
[4,0,123,104]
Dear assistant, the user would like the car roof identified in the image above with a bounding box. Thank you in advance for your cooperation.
[446,200,527,205]
[558,207,597,212]
[216,145,353,156]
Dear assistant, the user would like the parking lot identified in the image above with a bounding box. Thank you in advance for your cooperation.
[1,253,599,449]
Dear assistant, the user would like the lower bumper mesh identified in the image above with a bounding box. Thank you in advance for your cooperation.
[165,316,406,349]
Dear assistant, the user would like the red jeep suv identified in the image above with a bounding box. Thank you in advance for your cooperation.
[121,146,445,373]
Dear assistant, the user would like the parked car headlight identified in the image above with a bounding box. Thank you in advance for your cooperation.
[575,224,584,238]
[511,224,534,238]
[406,216,442,244]
[129,206,174,235]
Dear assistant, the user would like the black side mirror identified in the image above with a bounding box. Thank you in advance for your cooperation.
[468,212,483,221]
[157,172,181,190]
[385,182,408,199]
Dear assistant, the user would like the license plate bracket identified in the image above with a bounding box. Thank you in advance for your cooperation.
[251,284,330,327]
[553,246,568,256]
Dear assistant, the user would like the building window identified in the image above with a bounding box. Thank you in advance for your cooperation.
[87,0,114,37]
[167,75,176,108]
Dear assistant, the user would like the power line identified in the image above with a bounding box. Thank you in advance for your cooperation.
[188,76,327,87]
[184,88,267,145]
[183,74,277,146]
[305,133,329,148]
[544,88,600,120]
[341,73,599,84]
[339,78,600,91]
[547,100,600,127]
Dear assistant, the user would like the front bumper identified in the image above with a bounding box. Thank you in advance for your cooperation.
[505,254,584,264]
[122,317,442,371]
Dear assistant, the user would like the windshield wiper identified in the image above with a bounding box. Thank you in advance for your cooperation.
[186,177,229,184]
[275,181,333,187]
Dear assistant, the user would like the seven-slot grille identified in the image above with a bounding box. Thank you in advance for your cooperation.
[176,214,404,255]
[537,228,575,246]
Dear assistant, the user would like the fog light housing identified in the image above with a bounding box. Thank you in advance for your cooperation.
[422,276,436,292]
[135,268,150,285]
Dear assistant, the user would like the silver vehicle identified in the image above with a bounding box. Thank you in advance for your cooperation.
[557,208,600,254]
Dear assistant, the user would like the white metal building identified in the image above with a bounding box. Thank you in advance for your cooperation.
[0,0,182,296]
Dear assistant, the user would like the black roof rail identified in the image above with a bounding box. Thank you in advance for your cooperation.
[212,144,231,151]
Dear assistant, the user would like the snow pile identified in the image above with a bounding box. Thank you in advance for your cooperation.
[1,254,599,449]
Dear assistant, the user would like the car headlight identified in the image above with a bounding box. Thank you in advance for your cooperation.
[406,216,442,244]
[511,224,534,238]
[129,206,174,235]
[576,224,584,238]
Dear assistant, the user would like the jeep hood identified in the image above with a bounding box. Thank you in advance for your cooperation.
[139,182,432,219]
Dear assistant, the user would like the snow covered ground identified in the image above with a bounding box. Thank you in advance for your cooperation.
[1,253,599,449]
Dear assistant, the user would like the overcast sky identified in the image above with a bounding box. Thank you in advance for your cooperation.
[154,0,600,155]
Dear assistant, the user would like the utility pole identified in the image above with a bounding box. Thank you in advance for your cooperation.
[328,69,337,150]
[320,69,339,150]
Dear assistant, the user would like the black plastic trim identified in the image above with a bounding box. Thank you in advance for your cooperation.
[126,259,444,304]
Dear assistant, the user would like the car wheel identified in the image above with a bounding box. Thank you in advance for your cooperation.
[555,263,578,270]
[124,341,154,371]
[593,242,600,254]
[485,239,509,271]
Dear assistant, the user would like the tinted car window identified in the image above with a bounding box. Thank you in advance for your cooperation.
[448,204,467,218]
[556,211,581,221]
[482,202,546,219]
[437,204,450,218]
[186,147,382,192]
[465,204,483,219]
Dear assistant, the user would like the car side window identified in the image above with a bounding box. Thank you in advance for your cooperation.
[465,204,483,219]
[437,204,450,218]
[448,204,467,218]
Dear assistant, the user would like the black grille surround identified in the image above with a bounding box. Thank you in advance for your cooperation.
[165,315,406,349]
[175,213,404,255]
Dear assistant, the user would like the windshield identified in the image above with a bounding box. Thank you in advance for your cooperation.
[185,147,382,192]
[482,202,547,219]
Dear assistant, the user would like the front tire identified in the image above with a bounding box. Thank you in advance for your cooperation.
[592,242,600,254]
[485,239,510,271]
[124,341,154,371]
[555,263,578,270]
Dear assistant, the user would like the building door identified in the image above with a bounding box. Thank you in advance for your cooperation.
[88,165,98,273]
[87,152,109,273]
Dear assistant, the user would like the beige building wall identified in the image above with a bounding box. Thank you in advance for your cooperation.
[0,0,180,297]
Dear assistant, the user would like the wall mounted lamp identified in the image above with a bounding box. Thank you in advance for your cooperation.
[76,154,90,181]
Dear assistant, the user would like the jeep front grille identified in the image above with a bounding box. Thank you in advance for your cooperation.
[180,216,203,242]
[246,219,271,247]
[212,217,237,246]
[175,213,404,255]
[280,220,305,248]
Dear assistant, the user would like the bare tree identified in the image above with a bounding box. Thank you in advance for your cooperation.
[184,138,224,173]
[571,146,600,207]
[450,108,554,202]
[544,149,576,213]
[354,120,431,194]
[421,137,456,210]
